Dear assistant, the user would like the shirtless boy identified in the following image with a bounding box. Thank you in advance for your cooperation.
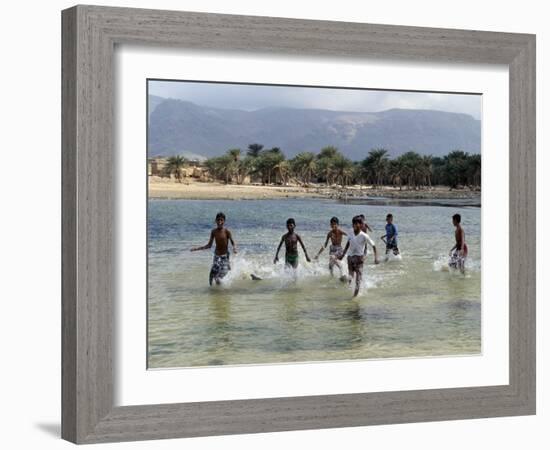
[315,216,347,276]
[340,216,379,297]
[191,212,237,285]
[358,214,373,233]
[449,213,468,274]
[274,218,311,269]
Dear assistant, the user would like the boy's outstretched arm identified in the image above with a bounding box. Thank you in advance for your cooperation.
[339,241,350,260]
[458,228,465,255]
[364,235,379,264]
[274,237,284,263]
[227,229,238,254]
[297,235,311,262]
[372,245,380,264]
[315,232,331,259]
[190,230,214,252]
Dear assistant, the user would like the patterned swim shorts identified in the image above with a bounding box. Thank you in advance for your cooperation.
[209,253,231,285]
[329,244,343,258]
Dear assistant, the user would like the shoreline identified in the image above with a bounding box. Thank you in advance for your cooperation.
[148,178,481,206]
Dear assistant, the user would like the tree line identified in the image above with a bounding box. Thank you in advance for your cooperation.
[164,144,481,189]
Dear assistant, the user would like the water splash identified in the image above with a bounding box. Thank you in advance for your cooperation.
[223,251,336,284]
[214,251,384,296]
[384,252,403,263]
[433,254,480,273]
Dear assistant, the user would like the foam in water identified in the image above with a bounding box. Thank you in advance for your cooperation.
[220,252,329,285]
[433,254,480,274]
[216,251,385,297]
[384,252,403,263]
[211,250,460,299]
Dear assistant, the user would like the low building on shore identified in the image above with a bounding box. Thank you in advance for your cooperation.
[148,157,212,181]
[148,158,167,176]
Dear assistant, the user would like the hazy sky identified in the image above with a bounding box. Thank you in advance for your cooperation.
[148,80,481,119]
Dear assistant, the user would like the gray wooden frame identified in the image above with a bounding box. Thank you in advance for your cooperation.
[62,4,536,444]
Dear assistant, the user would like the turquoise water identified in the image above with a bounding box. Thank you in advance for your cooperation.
[148,199,481,368]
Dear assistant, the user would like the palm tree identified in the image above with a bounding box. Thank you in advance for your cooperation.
[396,154,411,189]
[273,160,290,185]
[316,146,343,186]
[361,148,389,187]
[397,151,423,189]
[227,148,241,183]
[255,150,284,185]
[421,155,433,188]
[332,156,354,187]
[228,148,241,162]
[431,156,446,186]
[165,155,187,182]
[316,157,334,186]
[290,152,317,185]
[236,157,253,185]
[388,159,404,190]
[352,162,364,188]
[301,153,317,185]
[204,155,233,183]
[370,148,390,186]
[267,147,283,155]
[247,143,264,158]
[444,150,470,188]
[318,146,339,160]
[467,154,481,187]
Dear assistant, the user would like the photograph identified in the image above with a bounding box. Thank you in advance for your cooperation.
[146,79,482,369]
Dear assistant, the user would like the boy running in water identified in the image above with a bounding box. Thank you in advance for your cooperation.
[191,212,237,285]
[340,215,379,297]
[315,216,347,276]
[380,213,400,255]
[449,213,468,274]
[274,218,311,269]
[358,214,373,233]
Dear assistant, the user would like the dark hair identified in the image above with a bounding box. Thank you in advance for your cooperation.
[386,213,393,219]
[286,218,296,225]
[215,212,226,221]
[357,213,372,231]
[352,215,363,225]
[452,213,461,223]
[330,216,339,224]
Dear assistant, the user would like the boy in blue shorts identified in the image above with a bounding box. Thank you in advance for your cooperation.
[380,213,400,255]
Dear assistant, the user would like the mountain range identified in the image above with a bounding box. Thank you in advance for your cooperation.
[148,95,481,161]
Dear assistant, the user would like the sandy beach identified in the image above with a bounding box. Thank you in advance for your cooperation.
[148,177,481,203]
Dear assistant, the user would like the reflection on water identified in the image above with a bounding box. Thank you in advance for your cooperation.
[148,199,481,368]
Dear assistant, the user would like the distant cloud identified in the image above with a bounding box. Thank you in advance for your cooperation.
[148,80,481,119]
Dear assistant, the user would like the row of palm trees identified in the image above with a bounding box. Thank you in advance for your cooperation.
[164,144,481,189]
[359,148,481,189]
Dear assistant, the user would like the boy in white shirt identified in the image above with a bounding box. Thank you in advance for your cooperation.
[340,215,379,296]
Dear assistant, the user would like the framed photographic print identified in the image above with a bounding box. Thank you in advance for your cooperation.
[62,5,536,444]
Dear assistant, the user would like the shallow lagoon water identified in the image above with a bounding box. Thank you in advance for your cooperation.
[148,198,481,368]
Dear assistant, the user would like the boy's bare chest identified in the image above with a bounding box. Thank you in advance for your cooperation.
[213,229,228,242]
[330,230,343,244]
[285,234,298,246]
